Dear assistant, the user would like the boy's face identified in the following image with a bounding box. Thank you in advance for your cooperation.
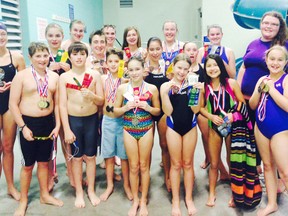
[69,50,87,67]
[30,49,50,71]
[106,54,120,73]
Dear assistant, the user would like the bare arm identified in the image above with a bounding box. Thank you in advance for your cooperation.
[49,75,60,137]
[14,51,26,71]
[138,85,161,116]
[249,78,264,110]
[160,82,173,116]
[236,63,245,87]
[113,85,133,117]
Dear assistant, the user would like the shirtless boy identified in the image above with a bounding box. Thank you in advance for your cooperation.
[9,42,63,216]
[59,42,104,208]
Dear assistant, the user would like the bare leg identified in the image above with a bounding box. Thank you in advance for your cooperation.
[121,159,133,200]
[124,131,140,216]
[255,126,278,216]
[138,130,153,216]
[72,157,85,208]
[206,129,222,207]
[100,157,114,201]
[2,111,20,200]
[37,162,63,206]
[166,128,182,216]
[14,165,34,216]
[198,115,210,169]
[183,128,197,215]
[86,155,100,206]
[157,116,171,192]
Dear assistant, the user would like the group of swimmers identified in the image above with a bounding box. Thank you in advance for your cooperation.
[0,9,288,216]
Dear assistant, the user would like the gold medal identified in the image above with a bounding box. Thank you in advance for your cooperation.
[38,100,46,109]
[132,115,139,126]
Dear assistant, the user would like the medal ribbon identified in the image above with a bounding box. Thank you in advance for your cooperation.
[207,84,225,113]
[105,73,121,103]
[31,66,49,98]
[66,73,93,90]
[257,93,268,122]
[131,81,145,115]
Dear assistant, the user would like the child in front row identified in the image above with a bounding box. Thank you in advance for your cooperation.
[59,42,104,208]
[100,48,132,201]
[200,54,245,207]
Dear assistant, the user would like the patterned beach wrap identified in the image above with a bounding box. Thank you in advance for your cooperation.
[230,102,262,209]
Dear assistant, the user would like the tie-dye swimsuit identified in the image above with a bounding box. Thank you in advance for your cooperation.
[123,82,153,140]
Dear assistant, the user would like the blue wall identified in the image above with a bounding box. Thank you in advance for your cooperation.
[20,0,103,63]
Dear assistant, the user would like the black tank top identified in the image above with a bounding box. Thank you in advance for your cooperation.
[0,50,16,114]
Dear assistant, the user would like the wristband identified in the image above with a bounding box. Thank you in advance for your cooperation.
[19,124,26,131]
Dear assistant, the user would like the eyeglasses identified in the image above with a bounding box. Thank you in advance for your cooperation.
[262,21,280,28]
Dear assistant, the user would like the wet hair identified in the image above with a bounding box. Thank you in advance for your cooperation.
[203,54,229,86]
[89,29,106,44]
[265,45,288,61]
[69,19,86,31]
[101,24,116,33]
[122,26,141,49]
[147,37,162,49]
[28,42,49,57]
[106,48,123,60]
[261,11,287,46]
[207,24,223,35]
[172,53,192,67]
[68,42,88,57]
[183,41,198,51]
[45,23,64,36]
[127,56,145,68]
[0,22,7,32]
[162,21,178,32]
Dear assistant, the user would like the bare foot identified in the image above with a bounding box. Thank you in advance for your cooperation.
[8,186,20,201]
[124,185,133,201]
[185,199,197,215]
[165,178,171,192]
[172,200,182,216]
[228,197,236,208]
[100,186,114,201]
[206,195,216,207]
[40,195,64,207]
[200,160,210,169]
[88,191,101,206]
[114,173,122,182]
[14,200,28,216]
[74,193,85,208]
[139,201,148,216]
[128,200,139,216]
[257,204,278,216]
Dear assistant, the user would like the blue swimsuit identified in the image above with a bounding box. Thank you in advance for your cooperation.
[256,74,288,139]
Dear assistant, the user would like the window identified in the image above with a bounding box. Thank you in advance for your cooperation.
[0,0,22,51]
[120,0,133,8]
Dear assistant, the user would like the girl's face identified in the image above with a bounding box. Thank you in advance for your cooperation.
[30,50,50,71]
[163,22,177,43]
[147,41,162,62]
[205,58,221,79]
[128,59,144,82]
[103,27,116,46]
[91,34,106,56]
[183,43,198,64]
[207,27,223,45]
[0,29,8,47]
[266,49,287,75]
[69,50,87,67]
[173,60,190,81]
[70,23,85,42]
[45,27,64,50]
[260,15,280,41]
[106,54,120,74]
[126,29,138,46]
